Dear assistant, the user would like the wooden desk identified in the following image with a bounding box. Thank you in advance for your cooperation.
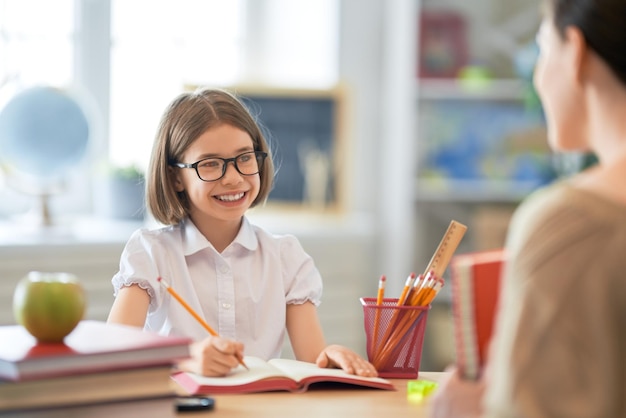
[15,373,445,418]
[208,373,445,417]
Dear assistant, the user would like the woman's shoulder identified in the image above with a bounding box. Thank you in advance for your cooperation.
[516,180,626,224]
[507,180,626,258]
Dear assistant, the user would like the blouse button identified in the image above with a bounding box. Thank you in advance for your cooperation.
[222,302,231,309]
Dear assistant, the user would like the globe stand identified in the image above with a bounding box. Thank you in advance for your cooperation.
[32,193,52,227]
[3,171,70,234]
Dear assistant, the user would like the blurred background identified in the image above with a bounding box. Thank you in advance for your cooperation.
[0,0,568,370]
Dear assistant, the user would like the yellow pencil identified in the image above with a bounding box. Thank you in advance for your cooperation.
[371,275,386,354]
[157,277,249,370]
[421,276,444,306]
[407,273,426,305]
[413,270,438,306]
[397,272,416,306]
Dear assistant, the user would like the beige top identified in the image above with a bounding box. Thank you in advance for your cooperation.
[483,181,626,418]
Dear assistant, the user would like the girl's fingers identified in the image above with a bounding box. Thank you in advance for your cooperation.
[318,345,378,377]
[184,337,244,376]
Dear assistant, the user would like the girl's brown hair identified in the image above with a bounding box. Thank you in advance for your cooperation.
[146,87,274,225]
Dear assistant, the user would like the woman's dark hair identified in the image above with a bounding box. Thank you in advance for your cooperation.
[545,0,626,85]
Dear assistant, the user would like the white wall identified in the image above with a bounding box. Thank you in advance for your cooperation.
[339,0,419,296]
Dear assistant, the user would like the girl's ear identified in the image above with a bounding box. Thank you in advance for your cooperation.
[169,166,185,192]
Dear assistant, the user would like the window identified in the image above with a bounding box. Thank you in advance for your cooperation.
[0,0,339,219]
[109,0,246,170]
[0,0,74,88]
[0,0,78,217]
[109,0,338,170]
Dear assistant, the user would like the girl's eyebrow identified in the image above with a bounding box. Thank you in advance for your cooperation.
[195,146,255,160]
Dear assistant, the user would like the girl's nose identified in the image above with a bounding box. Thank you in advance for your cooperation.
[220,160,243,184]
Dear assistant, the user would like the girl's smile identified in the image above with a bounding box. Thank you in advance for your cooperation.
[214,191,246,202]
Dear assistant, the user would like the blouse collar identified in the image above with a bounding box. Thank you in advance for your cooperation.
[181,216,258,256]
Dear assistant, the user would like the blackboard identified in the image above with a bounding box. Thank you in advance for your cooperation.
[237,88,343,208]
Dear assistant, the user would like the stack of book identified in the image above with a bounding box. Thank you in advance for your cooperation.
[0,320,191,413]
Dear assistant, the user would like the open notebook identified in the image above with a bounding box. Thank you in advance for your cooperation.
[172,356,395,394]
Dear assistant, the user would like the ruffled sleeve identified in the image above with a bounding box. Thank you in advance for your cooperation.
[111,228,164,308]
[279,234,323,307]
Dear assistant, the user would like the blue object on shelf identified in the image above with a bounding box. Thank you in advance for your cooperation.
[419,100,552,186]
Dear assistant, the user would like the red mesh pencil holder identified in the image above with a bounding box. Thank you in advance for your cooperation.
[361,297,430,379]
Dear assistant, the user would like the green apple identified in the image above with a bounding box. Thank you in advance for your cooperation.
[13,272,86,343]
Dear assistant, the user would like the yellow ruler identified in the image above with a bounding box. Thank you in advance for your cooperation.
[424,220,468,277]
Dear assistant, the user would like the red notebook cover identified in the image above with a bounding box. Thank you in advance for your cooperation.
[450,249,506,380]
[0,320,191,381]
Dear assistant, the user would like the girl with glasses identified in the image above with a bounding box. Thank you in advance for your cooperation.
[107,87,377,378]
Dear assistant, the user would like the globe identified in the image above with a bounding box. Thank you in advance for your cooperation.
[0,85,91,227]
[0,86,90,181]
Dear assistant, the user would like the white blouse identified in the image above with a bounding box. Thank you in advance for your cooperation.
[111,217,323,360]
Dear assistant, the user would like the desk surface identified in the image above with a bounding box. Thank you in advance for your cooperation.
[208,373,444,417]
[16,372,446,418]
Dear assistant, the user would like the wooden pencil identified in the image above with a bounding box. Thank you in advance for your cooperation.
[157,277,249,370]
[370,275,386,355]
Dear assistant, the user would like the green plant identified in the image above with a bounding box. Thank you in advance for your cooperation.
[110,164,144,180]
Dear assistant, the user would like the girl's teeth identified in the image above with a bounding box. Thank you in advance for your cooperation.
[217,193,244,202]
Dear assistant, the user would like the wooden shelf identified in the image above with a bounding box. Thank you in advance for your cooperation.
[416,78,529,101]
[415,178,542,203]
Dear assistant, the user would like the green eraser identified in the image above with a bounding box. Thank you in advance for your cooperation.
[407,379,438,403]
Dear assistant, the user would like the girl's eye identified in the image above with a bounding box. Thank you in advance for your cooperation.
[200,159,221,169]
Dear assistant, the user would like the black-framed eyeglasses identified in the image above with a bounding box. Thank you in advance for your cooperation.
[170,151,268,182]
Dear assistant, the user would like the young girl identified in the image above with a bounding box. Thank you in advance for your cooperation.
[430,0,626,416]
[107,88,377,378]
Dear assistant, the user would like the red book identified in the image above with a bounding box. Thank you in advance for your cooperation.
[450,249,506,380]
[0,366,175,412]
[0,320,191,381]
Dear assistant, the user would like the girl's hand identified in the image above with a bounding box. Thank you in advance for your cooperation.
[428,366,485,418]
[315,344,378,377]
[177,336,245,377]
